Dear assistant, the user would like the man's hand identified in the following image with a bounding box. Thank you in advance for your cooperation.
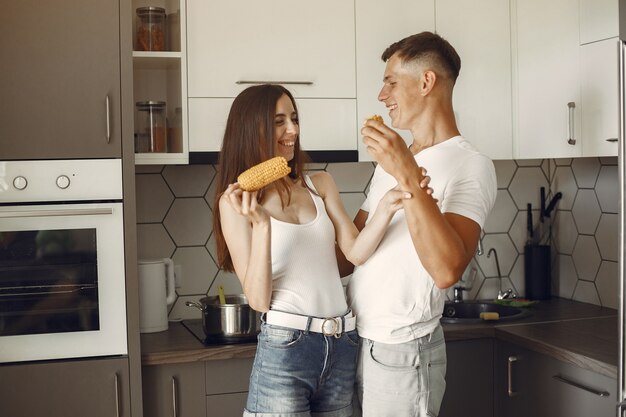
[361,118,423,185]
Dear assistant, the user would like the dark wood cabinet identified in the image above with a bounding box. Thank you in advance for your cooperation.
[495,340,616,417]
[0,357,130,417]
[0,0,123,159]
[142,362,206,417]
[439,339,494,417]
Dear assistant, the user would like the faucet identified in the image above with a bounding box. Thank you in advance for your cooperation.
[476,237,484,256]
[487,248,515,300]
[453,266,477,302]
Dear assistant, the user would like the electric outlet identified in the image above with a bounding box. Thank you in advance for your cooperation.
[174,265,183,288]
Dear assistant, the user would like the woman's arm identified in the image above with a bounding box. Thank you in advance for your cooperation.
[311,172,408,266]
[219,184,273,312]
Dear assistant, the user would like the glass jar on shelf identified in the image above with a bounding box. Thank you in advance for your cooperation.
[135,7,166,51]
[135,101,167,153]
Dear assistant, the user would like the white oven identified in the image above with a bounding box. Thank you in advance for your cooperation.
[0,159,127,363]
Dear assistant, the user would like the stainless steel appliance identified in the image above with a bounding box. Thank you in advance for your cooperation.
[0,159,127,363]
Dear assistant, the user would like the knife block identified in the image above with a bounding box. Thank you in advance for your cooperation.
[524,244,551,300]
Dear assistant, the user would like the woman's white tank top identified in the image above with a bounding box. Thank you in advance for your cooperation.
[269,176,348,318]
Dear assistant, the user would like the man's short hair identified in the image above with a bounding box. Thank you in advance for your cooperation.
[382,31,461,83]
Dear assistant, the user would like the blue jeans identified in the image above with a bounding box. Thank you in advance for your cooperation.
[354,325,447,417]
[244,322,360,417]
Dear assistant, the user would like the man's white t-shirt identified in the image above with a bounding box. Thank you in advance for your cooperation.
[347,136,497,344]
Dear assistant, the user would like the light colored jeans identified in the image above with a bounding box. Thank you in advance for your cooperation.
[353,325,446,417]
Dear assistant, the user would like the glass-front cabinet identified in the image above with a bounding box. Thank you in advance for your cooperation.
[132,0,188,164]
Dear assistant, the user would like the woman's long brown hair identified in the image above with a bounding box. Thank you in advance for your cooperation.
[213,84,309,272]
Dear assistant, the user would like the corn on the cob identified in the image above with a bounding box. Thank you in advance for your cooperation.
[237,156,291,191]
[368,114,384,123]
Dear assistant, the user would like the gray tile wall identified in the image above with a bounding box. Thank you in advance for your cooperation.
[135,157,619,320]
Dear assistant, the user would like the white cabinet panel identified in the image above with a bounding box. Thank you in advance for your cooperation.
[187,0,356,99]
[580,37,619,157]
[579,0,619,45]
[513,0,581,159]
[189,98,357,153]
[436,0,513,160]
[355,0,435,161]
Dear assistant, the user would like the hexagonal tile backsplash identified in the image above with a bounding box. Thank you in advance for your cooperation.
[135,157,618,320]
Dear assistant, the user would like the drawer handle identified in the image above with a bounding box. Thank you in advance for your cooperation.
[172,376,179,417]
[114,373,121,417]
[105,95,111,144]
[508,355,519,397]
[567,102,576,145]
[552,374,610,397]
[236,80,314,86]
[607,138,619,143]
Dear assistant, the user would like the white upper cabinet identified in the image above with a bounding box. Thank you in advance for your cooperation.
[513,0,582,159]
[580,37,619,156]
[187,0,355,99]
[436,0,513,160]
[186,0,357,156]
[355,0,435,161]
[579,0,618,45]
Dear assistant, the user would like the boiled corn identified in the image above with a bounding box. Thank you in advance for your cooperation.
[237,156,291,191]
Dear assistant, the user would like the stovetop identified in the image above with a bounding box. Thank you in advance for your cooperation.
[181,319,258,346]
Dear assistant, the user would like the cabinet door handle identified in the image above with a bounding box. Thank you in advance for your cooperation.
[105,95,111,144]
[171,376,179,417]
[236,80,314,86]
[114,373,121,417]
[567,102,576,145]
[607,138,619,143]
[552,374,610,397]
[508,355,519,397]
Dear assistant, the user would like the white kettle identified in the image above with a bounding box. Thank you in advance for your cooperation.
[138,258,176,333]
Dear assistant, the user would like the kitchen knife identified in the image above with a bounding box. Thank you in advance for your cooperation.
[526,203,533,245]
[544,192,563,218]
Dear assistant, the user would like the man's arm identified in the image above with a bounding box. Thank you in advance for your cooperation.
[362,121,479,288]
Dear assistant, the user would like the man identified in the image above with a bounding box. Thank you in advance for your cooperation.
[346,31,497,416]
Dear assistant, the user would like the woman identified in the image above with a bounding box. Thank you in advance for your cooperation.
[213,84,428,417]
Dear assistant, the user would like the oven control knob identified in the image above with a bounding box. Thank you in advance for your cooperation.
[13,176,28,190]
[56,175,70,189]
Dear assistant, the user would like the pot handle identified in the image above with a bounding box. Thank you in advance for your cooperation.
[185,301,203,311]
[164,258,176,305]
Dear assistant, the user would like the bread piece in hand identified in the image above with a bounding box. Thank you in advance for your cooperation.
[368,114,384,123]
[237,156,291,191]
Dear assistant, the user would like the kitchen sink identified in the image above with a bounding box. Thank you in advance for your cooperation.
[441,300,531,324]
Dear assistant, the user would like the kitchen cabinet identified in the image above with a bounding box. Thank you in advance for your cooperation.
[494,340,616,417]
[1,0,123,160]
[205,358,254,417]
[142,357,254,417]
[186,0,358,161]
[132,0,189,165]
[513,0,619,159]
[0,357,130,417]
[142,362,206,417]
[579,0,618,45]
[439,339,494,417]
[513,0,582,159]
[436,0,513,160]
[355,0,435,160]
[580,37,619,157]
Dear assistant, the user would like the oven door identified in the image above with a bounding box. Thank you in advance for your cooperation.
[0,202,127,363]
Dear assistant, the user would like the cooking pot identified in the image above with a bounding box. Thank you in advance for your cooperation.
[186,294,260,339]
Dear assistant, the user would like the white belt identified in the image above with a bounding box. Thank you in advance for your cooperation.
[265,310,356,338]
